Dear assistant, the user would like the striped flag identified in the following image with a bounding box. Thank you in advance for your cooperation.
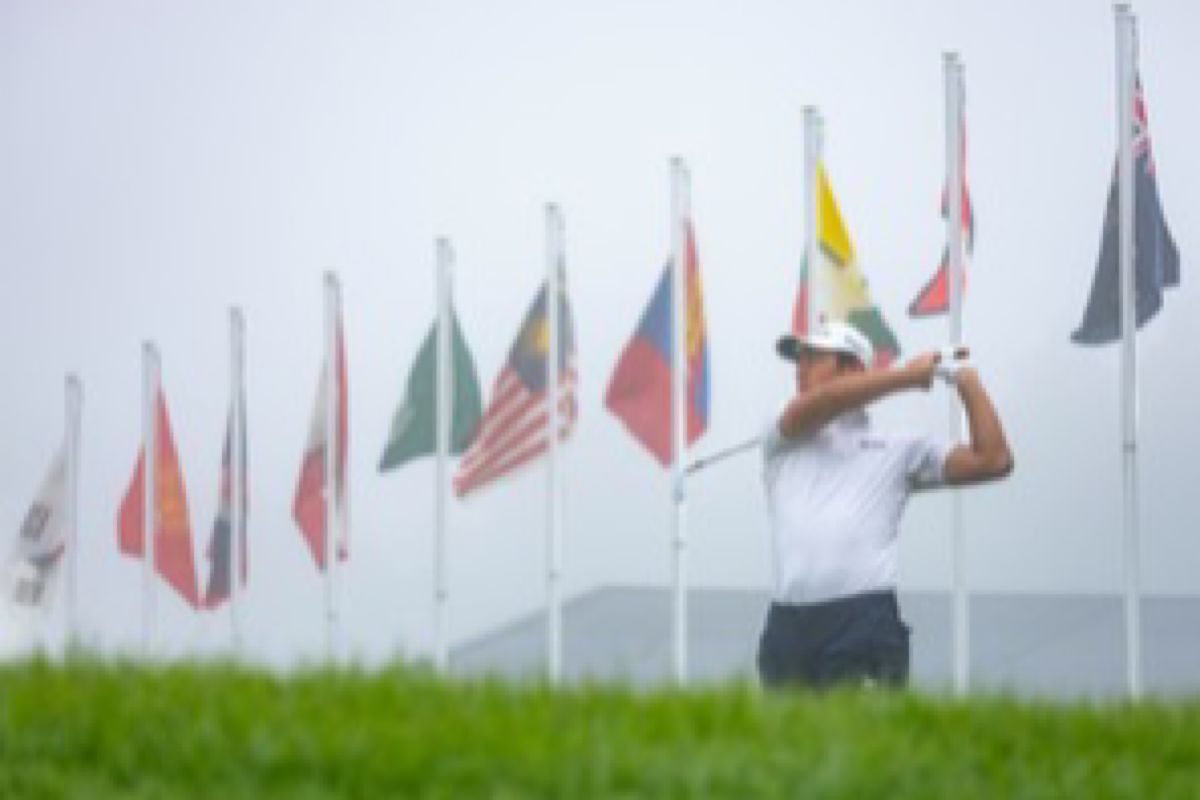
[454,271,577,498]
[794,164,901,368]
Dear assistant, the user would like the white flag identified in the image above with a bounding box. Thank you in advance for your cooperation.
[3,448,68,613]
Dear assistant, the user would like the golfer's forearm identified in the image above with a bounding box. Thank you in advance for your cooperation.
[957,370,1012,472]
[781,368,917,438]
[820,368,920,412]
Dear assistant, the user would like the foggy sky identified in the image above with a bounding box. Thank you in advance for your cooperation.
[2,0,1197,667]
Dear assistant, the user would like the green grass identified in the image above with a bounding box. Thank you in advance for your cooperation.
[2,657,1199,799]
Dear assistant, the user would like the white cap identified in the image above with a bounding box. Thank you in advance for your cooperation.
[777,320,873,368]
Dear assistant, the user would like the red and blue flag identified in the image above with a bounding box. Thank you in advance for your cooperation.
[606,223,710,467]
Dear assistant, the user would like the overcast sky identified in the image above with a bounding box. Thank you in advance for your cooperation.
[2,0,1197,667]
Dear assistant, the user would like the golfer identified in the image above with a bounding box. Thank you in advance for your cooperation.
[758,320,1013,689]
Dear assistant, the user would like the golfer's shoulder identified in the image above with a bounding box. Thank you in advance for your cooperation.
[768,406,855,457]
[763,404,807,459]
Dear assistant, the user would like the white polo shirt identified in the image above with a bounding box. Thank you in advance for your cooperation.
[762,408,951,605]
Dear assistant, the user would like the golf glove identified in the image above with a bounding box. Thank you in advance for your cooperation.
[935,346,972,386]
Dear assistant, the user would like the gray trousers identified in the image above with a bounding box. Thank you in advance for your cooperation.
[757,590,910,690]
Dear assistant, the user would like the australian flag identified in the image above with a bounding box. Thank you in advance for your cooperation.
[1072,77,1180,345]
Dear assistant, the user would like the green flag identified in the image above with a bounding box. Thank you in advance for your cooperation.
[378,311,483,472]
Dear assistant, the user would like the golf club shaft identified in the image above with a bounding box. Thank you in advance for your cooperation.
[686,436,763,475]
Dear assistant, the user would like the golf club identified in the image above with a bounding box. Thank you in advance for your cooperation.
[686,346,973,475]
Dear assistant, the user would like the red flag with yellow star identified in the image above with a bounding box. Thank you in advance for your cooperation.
[117,389,201,608]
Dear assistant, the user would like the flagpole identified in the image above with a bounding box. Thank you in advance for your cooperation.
[230,307,245,653]
[340,285,352,652]
[1115,4,1142,700]
[141,342,159,657]
[433,238,453,673]
[341,294,352,634]
[945,51,969,696]
[64,373,82,648]
[803,107,822,334]
[669,158,690,683]
[545,204,565,683]
[323,272,339,663]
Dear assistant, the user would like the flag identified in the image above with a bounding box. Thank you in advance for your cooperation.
[793,164,901,368]
[117,390,202,608]
[293,322,349,569]
[379,309,483,472]
[909,118,974,318]
[203,403,248,609]
[454,271,577,498]
[1072,76,1180,345]
[2,448,67,613]
[605,223,710,466]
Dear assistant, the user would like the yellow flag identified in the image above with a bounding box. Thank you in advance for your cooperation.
[802,163,901,368]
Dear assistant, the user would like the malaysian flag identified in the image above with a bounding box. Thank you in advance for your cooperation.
[454,270,577,498]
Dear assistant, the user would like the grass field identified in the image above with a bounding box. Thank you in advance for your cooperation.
[2,656,1199,798]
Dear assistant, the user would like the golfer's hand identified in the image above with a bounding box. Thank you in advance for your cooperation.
[905,353,939,391]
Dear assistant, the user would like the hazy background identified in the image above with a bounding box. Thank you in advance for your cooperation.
[2,0,1197,667]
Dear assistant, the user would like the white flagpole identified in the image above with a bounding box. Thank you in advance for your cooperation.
[803,107,823,334]
[669,158,690,683]
[945,52,969,696]
[1115,4,1142,700]
[142,342,159,656]
[340,284,351,649]
[64,373,82,647]
[545,204,565,683]
[230,307,246,653]
[323,272,339,662]
[433,238,453,673]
